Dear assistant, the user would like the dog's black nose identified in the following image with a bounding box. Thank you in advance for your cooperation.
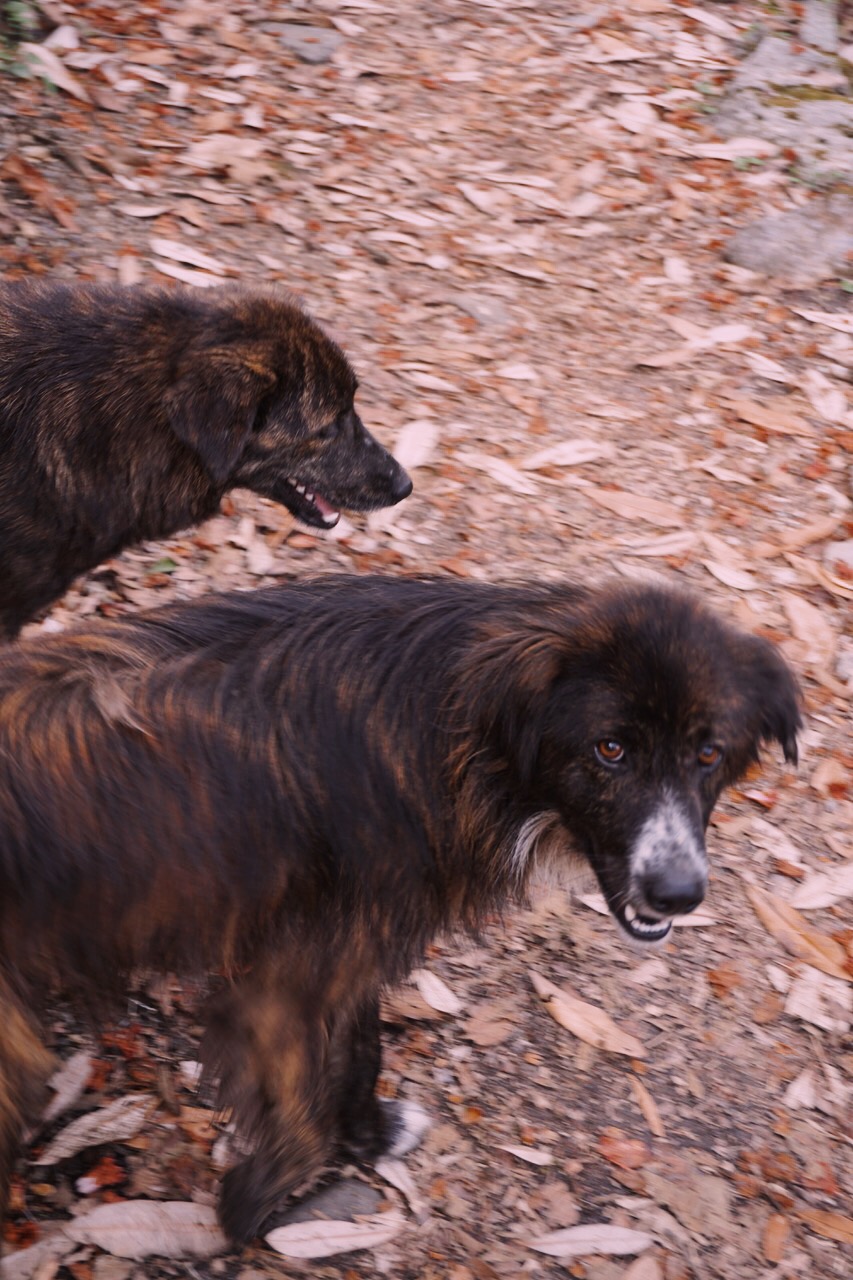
[390,468,413,504]
[641,867,705,917]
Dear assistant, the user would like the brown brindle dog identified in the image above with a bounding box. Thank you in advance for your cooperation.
[0,576,800,1246]
[0,282,411,637]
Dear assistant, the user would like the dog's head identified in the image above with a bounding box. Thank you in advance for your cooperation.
[164,290,412,527]
[469,585,801,945]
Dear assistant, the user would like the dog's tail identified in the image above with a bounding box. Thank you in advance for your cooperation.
[0,976,54,1224]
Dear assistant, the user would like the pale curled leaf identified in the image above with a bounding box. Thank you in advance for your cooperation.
[411,969,464,1016]
[150,238,227,275]
[791,863,853,911]
[530,971,646,1058]
[528,1224,654,1259]
[36,1094,152,1165]
[498,1144,554,1166]
[393,419,440,472]
[42,1049,94,1125]
[375,1158,429,1222]
[702,561,759,592]
[0,1236,72,1280]
[782,593,836,668]
[64,1200,226,1259]
[586,490,682,528]
[19,43,90,101]
[791,309,853,336]
[266,1212,405,1259]
[522,440,615,470]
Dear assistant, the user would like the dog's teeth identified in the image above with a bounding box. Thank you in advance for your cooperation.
[305,493,314,504]
[624,904,637,923]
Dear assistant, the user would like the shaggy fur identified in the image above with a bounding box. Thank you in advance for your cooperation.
[0,576,800,1243]
[0,282,411,637]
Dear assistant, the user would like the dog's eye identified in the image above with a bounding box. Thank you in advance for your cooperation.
[595,739,625,765]
[697,743,723,770]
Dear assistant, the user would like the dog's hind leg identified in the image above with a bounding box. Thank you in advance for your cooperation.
[0,978,54,1229]
[205,959,342,1247]
[336,993,430,1162]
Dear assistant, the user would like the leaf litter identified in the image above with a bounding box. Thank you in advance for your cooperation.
[2,0,852,1274]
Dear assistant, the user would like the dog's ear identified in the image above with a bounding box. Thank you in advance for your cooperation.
[165,347,276,486]
[739,632,802,766]
[464,621,565,787]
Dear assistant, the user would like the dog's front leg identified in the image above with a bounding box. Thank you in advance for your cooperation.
[336,993,430,1163]
[204,962,339,1247]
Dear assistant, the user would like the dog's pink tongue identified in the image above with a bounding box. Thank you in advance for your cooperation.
[313,493,340,526]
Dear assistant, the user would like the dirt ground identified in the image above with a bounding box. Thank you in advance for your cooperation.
[0,2,851,1279]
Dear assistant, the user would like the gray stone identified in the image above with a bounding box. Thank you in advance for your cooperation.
[270,1177,383,1228]
[275,24,342,65]
[723,198,853,286]
[801,0,838,54]
[732,35,846,91]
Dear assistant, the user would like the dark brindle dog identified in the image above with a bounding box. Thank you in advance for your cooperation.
[0,282,411,637]
[0,576,799,1243]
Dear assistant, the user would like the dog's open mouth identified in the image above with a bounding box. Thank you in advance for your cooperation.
[283,477,340,529]
[615,902,673,944]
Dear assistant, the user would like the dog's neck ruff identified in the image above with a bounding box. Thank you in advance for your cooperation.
[507,810,564,885]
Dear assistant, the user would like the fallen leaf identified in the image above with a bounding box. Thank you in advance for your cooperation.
[498,1144,553,1166]
[791,863,853,910]
[621,1257,663,1280]
[644,1169,732,1238]
[598,1130,650,1171]
[455,450,539,496]
[36,1094,152,1165]
[150,237,227,275]
[762,1212,790,1263]
[64,1200,225,1259]
[586,34,654,62]
[629,1076,665,1138]
[798,1207,853,1245]
[530,971,646,1058]
[411,969,464,1016]
[744,884,849,980]
[522,440,616,470]
[393,419,439,472]
[152,261,222,288]
[42,1049,94,1125]
[785,967,852,1032]
[374,1158,428,1222]
[781,593,836,668]
[800,369,847,424]
[783,1067,818,1111]
[0,1236,72,1280]
[725,398,814,437]
[266,1213,405,1259]
[586,490,682,528]
[527,1224,653,1259]
[791,309,853,336]
[461,999,517,1047]
[19,42,90,101]
[702,561,758,592]
[810,757,849,799]
[0,153,76,229]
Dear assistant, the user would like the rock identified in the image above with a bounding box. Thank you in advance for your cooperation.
[267,1178,384,1229]
[274,24,342,65]
[723,198,853,287]
[801,0,838,54]
[732,35,846,92]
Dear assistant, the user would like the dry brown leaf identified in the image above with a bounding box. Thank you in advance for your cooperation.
[411,969,464,1015]
[0,1236,72,1280]
[381,988,444,1023]
[462,998,517,1047]
[36,1094,152,1165]
[527,1224,653,1259]
[762,1213,790,1263]
[0,153,76,229]
[810,757,849,798]
[374,1158,428,1222]
[530,971,646,1058]
[152,261,222,288]
[726,398,814,437]
[587,490,682,528]
[585,34,654,63]
[598,1130,650,1171]
[266,1213,405,1259]
[785,967,851,1032]
[744,884,849,980]
[798,1207,853,1245]
[800,369,847,424]
[64,1200,225,1259]
[629,1076,666,1137]
[621,1257,663,1280]
[116,203,172,218]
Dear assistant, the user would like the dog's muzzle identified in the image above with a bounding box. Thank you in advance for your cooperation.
[620,795,708,944]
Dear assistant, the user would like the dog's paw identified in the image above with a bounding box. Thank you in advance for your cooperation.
[381,1099,431,1157]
